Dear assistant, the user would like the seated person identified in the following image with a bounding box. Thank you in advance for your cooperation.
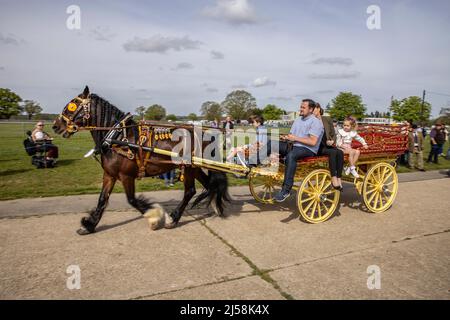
[32,121,59,160]
[227,115,267,167]
[274,99,324,202]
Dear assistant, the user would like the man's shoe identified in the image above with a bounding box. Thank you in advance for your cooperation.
[274,190,290,203]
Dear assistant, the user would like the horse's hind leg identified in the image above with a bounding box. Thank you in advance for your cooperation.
[78,172,116,235]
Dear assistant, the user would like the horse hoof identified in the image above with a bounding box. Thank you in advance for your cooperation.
[76,227,93,236]
[144,204,165,231]
[164,222,178,229]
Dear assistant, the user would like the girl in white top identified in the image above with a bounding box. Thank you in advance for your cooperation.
[336,117,368,178]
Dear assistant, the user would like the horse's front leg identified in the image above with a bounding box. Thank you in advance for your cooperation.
[165,167,197,229]
[120,173,154,214]
[77,172,116,235]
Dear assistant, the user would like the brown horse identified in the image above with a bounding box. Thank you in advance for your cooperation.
[53,86,230,235]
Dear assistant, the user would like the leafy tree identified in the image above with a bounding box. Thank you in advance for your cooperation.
[166,114,177,121]
[247,107,264,118]
[23,100,43,120]
[436,115,450,125]
[145,104,166,121]
[135,106,146,118]
[187,113,198,121]
[200,101,223,121]
[221,90,257,120]
[0,88,22,119]
[328,92,367,121]
[390,96,431,123]
[262,104,284,120]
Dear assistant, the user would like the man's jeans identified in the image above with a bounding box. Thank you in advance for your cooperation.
[282,146,315,192]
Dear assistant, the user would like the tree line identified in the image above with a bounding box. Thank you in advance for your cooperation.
[1,87,445,125]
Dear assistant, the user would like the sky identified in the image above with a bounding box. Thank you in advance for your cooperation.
[1,0,450,117]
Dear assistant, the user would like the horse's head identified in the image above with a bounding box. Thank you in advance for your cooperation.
[53,86,92,138]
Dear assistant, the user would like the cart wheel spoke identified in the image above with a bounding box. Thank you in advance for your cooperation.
[317,201,322,218]
[303,198,315,213]
[310,201,317,219]
[300,195,315,204]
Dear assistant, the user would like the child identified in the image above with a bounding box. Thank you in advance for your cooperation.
[336,117,368,178]
[227,115,267,167]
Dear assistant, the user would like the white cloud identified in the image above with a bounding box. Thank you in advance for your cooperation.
[0,33,26,45]
[202,0,260,25]
[269,96,292,101]
[231,84,247,89]
[206,87,219,93]
[123,35,202,53]
[311,57,353,66]
[211,50,225,59]
[174,62,194,70]
[90,26,116,42]
[253,76,276,87]
[309,72,360,80]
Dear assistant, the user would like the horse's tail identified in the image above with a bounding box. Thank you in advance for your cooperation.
[191,170,230,215]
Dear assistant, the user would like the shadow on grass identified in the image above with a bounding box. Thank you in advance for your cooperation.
[56,159,79,166]
[0,168,34,176]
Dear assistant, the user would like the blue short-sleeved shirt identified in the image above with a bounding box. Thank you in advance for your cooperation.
[289,115,324,154]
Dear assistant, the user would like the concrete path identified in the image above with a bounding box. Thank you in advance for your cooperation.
[0,170,449,299]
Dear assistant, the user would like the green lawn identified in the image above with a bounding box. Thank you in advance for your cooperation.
[0,123,449,200]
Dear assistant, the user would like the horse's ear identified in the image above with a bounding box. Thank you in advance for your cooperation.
[82,86,90,98]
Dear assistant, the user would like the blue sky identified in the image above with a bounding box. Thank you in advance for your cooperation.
[1,0,449,117]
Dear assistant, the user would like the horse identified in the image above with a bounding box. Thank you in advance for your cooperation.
[53,86,230,235]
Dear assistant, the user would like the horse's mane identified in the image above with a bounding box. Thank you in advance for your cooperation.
[89,94,133,153]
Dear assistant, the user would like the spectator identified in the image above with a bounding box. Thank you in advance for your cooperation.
[31,121,59,160]
[427,121,446,164]
[223,116,234,151]
[408,124,425,171]
[163,169,176,187]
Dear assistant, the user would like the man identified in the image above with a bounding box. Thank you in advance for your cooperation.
[274,99,324,202]
[407,124,425,171]
[31,121,59,160]
[427,121,446,164]
[223,116,234,151]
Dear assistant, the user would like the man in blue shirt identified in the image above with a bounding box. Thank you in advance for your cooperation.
[274,99,324,202]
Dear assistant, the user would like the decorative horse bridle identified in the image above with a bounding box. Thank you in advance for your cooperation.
[59,96,92,134]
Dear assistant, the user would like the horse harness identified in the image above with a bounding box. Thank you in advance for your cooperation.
[59,95,178,179]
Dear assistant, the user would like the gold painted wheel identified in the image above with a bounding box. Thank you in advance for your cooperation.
[362,162,398,213]
[297,169,340,224]
[249,173,282,204]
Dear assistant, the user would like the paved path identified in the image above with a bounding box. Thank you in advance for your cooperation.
[0,170,449,299]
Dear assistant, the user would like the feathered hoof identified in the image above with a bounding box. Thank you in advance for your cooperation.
[164,211,178,229]
[76,227,94,236]
[164,221,178,229]
[144,204,166,231]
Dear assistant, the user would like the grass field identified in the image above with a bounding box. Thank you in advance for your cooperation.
[0,123,449,200]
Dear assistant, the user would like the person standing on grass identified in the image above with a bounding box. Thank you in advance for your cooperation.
[163,169,176,187]
[408,124,425,171]
[427,121,446,164]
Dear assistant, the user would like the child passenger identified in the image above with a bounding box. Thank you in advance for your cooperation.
[227,115,267,167]
[336,116,368,178]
